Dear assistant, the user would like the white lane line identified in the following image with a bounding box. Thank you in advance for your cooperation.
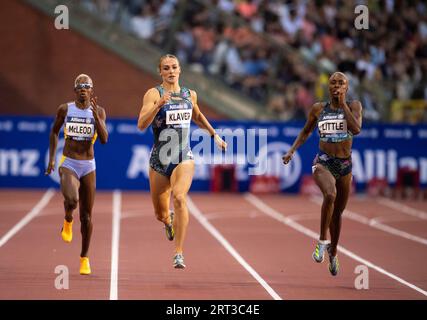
[187,196,282,300]
[286,213,318,221]
[110,190,122,300]
[0,189,55,248]
[245,193,427,297]
[376,198,427,220]
[310,196,427,246]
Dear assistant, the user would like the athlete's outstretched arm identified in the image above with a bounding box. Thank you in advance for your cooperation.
[137,88,171,131]
[190,90,227,150]
[45,104,67,175]
[90,97,108,144]
[282,102,323,164]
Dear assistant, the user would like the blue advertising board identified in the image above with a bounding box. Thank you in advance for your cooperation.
[0,116,426,192]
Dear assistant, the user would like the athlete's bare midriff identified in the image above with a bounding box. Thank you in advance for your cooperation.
[319,139,352,159]
[63,140,94,160]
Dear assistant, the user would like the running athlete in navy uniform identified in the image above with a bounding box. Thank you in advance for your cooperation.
[138,54,227,269]
[45,74,108,275]
[282,72,362,276]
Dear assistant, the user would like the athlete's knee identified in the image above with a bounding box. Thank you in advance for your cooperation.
[64,196,78,211]
[79,212,92,224]
[173,193,187,209]
[323,190,337,203]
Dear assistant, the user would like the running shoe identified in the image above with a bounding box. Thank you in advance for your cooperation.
[165,210,175,241]
[61,219,73,243]
[312,240,328,263]
[327,245,339,276]
[79,257,91,275]
[173,253,186,269]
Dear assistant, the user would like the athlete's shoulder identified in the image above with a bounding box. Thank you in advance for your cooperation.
[312,101,326,113]
[313,101,326,109]
[188,88,197,101]
[146,87,161,96]
[57,103,69,115]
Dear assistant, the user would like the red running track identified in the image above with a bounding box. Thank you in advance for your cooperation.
[0,189,426,300]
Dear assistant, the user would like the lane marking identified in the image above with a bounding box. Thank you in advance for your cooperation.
[245,193,427,297]
[110,190,122,300]
[187,196,283,300]
[376,198,427,220]
[311,196,427,246]
[0,189,55,248]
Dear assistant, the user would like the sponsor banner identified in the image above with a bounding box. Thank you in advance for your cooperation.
[0,116,426,192]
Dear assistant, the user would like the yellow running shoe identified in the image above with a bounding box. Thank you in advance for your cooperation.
[80,257,91,275]
[61,219,73,243]
[312,240,329,263]
[327,245,340,276]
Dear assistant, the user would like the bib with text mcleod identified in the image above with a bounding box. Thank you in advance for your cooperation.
[65,116,95,141]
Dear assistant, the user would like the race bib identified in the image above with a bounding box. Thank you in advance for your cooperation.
[318,119,347,135]
[65,117,95,139]
[166,109,192,125]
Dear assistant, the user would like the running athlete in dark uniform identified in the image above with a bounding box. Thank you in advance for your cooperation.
[138,54,227,269]
[282,72,362,276]
[45,74,108,275]
[149,85,194,177]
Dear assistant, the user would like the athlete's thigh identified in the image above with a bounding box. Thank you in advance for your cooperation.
[59,167,80,199]
[149,167,172,212]
[334,173,352,212]
[79,171,96,213]
[313,163,336,195]
[170,160,195,195]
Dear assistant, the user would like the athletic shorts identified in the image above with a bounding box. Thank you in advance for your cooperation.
[59,156,96,179]
[149,146,194,177]
[313,150,352,180]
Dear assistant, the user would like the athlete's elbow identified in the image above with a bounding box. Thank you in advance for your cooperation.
[351,127,361,135]
[49,129,58,138]
[100,135,108,144]
[137,117,148,131]
[137,121,148,131]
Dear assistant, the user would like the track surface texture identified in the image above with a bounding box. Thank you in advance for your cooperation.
[1,190,426,300]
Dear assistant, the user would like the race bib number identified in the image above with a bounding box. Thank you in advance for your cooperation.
[166,109,192,125]
[318,119,347,134]
[65,118,95,138]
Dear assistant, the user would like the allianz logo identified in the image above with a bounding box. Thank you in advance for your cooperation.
[1,146,426,188]
[125,146,427,188]
[351,149,427,183]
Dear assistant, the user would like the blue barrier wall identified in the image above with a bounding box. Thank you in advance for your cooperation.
[0,116,426,191]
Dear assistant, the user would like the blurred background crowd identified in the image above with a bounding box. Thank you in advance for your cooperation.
[78,0,427,123]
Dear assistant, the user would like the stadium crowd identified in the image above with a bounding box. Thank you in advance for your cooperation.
[79,0,427,122]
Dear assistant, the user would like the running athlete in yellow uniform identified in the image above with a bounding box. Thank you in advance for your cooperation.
[46,74,108,275]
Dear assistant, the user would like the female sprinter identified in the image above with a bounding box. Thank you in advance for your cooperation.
[46,74,108,275]
[137,54,227,269]
[282,72,362,276]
